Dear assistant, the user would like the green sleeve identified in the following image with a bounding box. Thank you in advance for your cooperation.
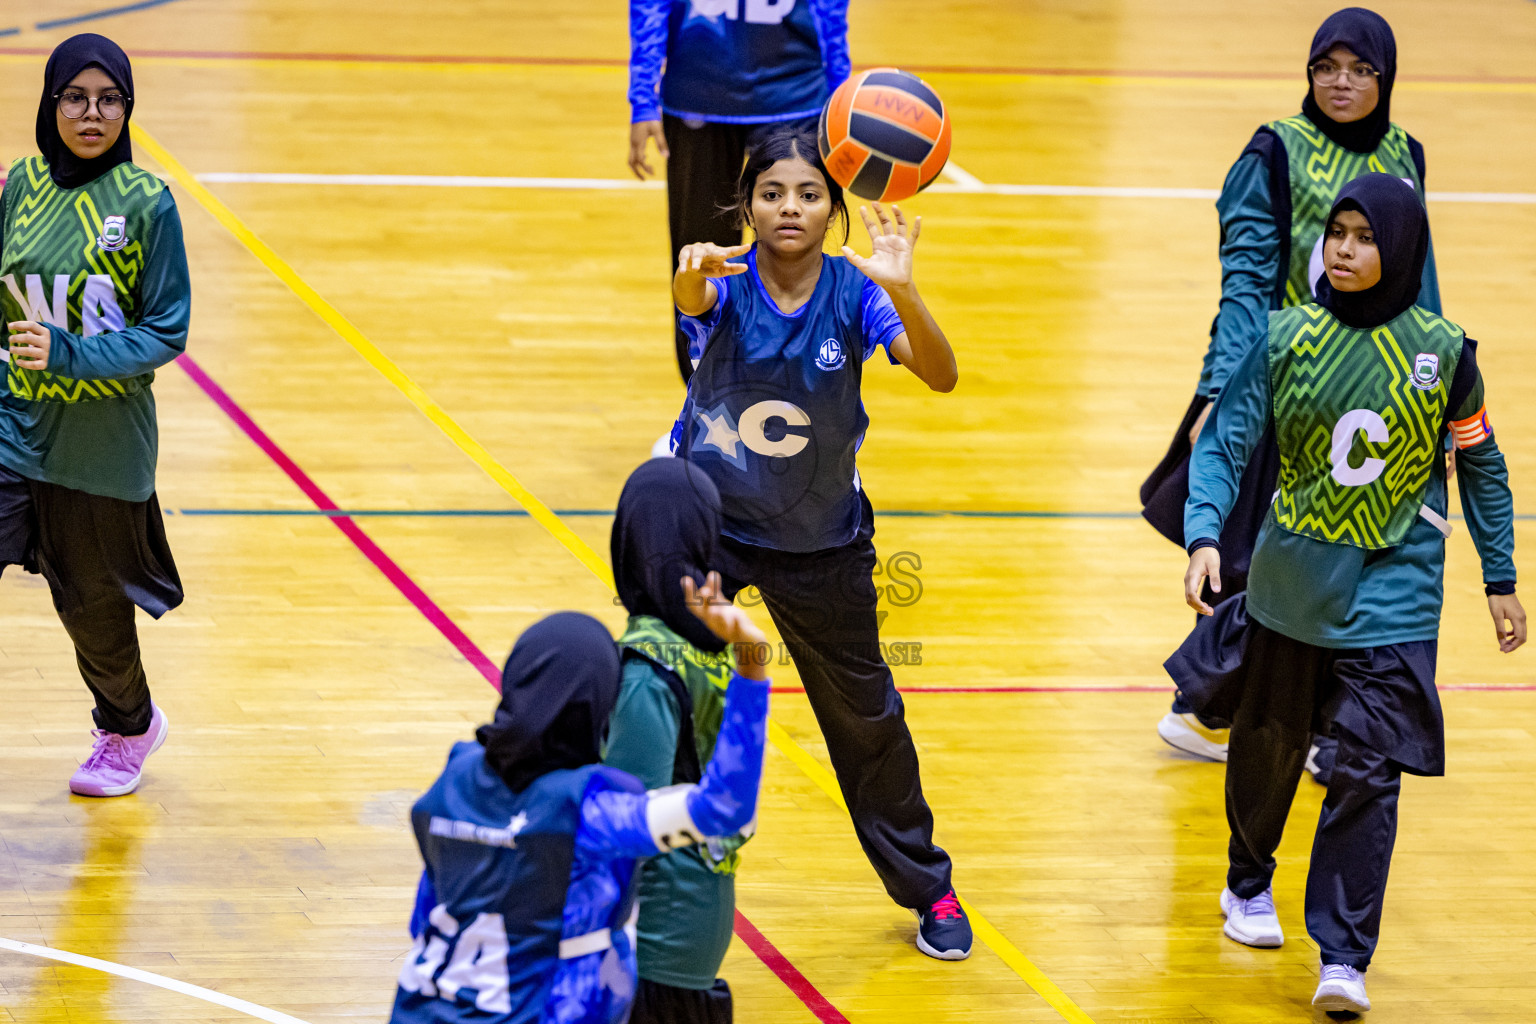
[1198,150,1281,397]
[1453,367,1516,585]
[46,188,190,380]
[1186,332,1272,545]
[604,659,683,790]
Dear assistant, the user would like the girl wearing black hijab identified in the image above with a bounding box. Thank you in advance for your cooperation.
[393,604,772,1024]
[1166,174,1522,1014]
[1141,8,1442,767]
[1,34,190,797]
[605,458,746,1024]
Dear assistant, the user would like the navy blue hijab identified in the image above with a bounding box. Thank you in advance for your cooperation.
[611,458,728,654]
[1301,8,1397,153]
[1316,173,1427,329]
[37,33,136,189]
[476,612,621,792]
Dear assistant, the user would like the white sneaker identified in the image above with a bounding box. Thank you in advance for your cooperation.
[1313,963,1370,1013]
[650,431,675,458]
[1219,887,1284,947]
[1158,712,1229,762]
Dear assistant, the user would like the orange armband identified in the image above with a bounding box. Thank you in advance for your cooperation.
[1451,404,1493,450]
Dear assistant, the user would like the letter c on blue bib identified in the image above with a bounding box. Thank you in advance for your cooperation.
[739,400,810,457]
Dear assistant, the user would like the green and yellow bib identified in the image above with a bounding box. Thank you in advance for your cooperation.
[619,615,749,875]
[1266,116,1423,307]
[1,155,163,403]
[1269,304,1462,549]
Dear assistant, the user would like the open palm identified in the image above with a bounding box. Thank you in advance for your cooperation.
[842,202,919,289]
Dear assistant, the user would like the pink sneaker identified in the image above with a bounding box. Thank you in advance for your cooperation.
[69,704,169,797]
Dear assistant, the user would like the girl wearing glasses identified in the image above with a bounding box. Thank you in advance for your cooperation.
[1142,8,1439,772]
[1,34,190,797]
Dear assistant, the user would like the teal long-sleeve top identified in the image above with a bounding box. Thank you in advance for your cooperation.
[0,184,191,501]
[1196,138,1443,399]
[1186,333,1515,649]
[602,656,735,991]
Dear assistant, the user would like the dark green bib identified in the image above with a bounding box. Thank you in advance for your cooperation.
[2,156,163,403]
[1266,116,1423,307]
[1269,304,1461,549]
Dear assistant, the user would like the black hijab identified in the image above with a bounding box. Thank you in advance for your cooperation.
[37,34,136,189]
[1300,8,1396,153]
[1315,173,1427,328]
[475,612,621,792]
[611,458,728,655]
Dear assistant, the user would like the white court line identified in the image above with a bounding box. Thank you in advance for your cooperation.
[0,936,316,1024]
[192,171,1536,204]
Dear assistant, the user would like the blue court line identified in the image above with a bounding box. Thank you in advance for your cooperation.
[0,26,20,37]
[35,0,187,31]
[165,507,1520,520]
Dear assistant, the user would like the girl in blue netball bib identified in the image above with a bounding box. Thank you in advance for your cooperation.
[665,123,970,959]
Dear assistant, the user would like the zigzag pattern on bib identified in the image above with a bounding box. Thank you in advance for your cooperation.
[1271,305,1459,548]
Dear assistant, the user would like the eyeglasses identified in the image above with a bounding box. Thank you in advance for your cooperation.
[56,89,129,120]
[1309,60,1380,87]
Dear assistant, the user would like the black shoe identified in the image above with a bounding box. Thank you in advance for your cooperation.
[915,890,972,961]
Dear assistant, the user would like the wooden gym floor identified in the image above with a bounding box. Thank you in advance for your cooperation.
[2,1,1535,1021]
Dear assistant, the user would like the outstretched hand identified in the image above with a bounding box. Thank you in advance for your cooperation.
[683,571,770,679]
[1489,593,1527,653]
[677,242,751,278]
[842,202,918,290]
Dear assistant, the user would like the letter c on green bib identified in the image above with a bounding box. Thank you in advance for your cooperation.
[1330,408,1388,487]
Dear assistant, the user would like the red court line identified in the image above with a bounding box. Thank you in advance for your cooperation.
[3,45,1534,86]
[174,352,849,1024]
[733,911,851,1024]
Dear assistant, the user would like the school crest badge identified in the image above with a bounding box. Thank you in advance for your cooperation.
[1412,352,1440,391]
[97,215,128,252]
[815,338,845,371]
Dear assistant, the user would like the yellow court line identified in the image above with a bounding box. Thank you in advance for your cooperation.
[130,123,615,592]
[136,119,1101,1024]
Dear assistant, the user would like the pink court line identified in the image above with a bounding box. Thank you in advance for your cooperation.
[771,684,1536,695]
[173,352,850,1024]
[2,45,1534,86]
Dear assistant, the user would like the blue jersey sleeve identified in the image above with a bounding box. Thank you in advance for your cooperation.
[808,0,851,93]
[679,274,732,366]
[628,0,670,123]
[860,277,904,364]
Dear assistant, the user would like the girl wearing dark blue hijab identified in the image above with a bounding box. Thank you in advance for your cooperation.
[1167,173,1523,1014]
[1,33,191,799]
[1142,7,1443,768]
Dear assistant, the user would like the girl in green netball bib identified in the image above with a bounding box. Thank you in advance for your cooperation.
[1143,8,1441,768]
[1168,174,1523,1015]
[1,35,190,797]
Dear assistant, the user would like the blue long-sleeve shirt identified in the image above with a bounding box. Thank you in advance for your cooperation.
[629,0,850,124]
[1196,139,1443,399]
[1187,334,1515,648]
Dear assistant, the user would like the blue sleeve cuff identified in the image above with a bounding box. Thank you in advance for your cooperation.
[1485,581,1516,596]
[1187,537,1221,556]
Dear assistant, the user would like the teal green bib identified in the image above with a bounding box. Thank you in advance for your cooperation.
[1267,116,1423,307]
[1269,304,1462,549]
[2,156,163,403]
[618,615,750,875]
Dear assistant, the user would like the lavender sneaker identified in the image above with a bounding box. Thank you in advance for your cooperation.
[69,704,168,797]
